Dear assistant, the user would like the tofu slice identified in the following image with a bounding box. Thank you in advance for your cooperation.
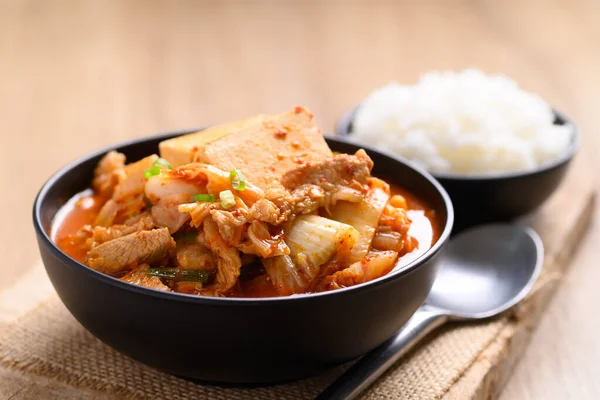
[159,115,267,168]
[159,107,333,189]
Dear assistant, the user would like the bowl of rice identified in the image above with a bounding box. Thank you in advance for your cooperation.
[336,69,579,231]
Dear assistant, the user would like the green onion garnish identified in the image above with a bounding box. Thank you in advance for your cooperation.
[193,193,216,202]
[147,268,211,283]
[219,190,236,209]
[229,169,246,191]
[144,158,173,179]
[144,165,162,179]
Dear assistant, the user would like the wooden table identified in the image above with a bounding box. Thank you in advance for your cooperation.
[1,1,598,398]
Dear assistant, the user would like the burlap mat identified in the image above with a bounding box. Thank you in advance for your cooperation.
[0,263,515,400]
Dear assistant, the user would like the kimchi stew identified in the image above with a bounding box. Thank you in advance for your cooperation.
[53,107,440,297]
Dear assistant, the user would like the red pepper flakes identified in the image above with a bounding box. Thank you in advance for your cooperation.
[273,130,287,139]
[293,155,306,165]
[294,106,313,119]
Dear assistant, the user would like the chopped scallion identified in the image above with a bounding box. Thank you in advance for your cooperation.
[219,190,236,209]
[193,193,216,202]
[144,157,173,179]
[229,169,246,191]
[144,165,162,179]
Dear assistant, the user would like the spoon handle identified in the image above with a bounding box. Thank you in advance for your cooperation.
[316,306,448,400]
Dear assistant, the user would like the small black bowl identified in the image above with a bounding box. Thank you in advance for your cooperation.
[33,133,453,384]
[336,105,579,232]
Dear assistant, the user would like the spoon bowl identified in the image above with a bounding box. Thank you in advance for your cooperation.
[428,224,543,319]
[317,224,544,400]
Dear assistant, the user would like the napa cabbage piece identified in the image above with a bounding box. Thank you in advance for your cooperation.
[262,255,306,296]
[330,177,390,263]
[263,215,359,295]
[324,250,399,289]
[284,215,359,287]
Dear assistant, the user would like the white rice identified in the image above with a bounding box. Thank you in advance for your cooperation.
[351,69,573,175]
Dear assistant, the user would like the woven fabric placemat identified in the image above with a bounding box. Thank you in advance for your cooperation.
[0,263,509,400]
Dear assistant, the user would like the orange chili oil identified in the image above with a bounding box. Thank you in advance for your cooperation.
[54,193,106,263]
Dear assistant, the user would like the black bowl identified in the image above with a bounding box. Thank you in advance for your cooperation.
[336,105,579,232]
[33,133,453,384]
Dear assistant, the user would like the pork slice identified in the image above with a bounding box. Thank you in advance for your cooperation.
[263,182,326,220]
[200,218,241,295]
[280,150,373,191]
[120,264,170,291]
[92,214,155,245]
[87,227,175,273]
[246,199,282,225]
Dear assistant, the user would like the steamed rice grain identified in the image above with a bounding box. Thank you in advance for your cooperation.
[352,69,573,175]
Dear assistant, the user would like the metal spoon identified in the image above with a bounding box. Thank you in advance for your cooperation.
[316,224,543,400]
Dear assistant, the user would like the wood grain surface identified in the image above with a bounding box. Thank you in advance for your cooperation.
[0,1,598,399]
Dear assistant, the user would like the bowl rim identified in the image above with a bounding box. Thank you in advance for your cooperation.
[33,131,454,305]
[336,103,580,181]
